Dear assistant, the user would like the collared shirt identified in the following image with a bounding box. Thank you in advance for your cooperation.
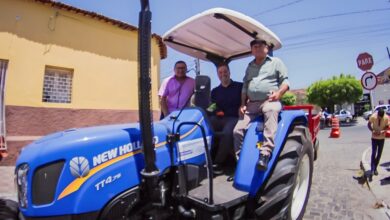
[242,56,289,101]
[211,80,243,117]
[158,76,173,97]
[369,113,389,139]
[162,76,195,114]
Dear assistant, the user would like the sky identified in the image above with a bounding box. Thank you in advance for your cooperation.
[57,0,390,90]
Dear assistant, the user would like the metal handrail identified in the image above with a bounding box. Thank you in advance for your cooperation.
[283,105,320,142]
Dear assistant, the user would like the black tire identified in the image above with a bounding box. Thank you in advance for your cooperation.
[0,198,19,220]
[255,126,314,220]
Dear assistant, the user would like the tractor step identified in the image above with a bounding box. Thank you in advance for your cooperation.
[186,174,247,211]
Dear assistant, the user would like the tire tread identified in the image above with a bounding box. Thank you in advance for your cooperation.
[254,126,313,220]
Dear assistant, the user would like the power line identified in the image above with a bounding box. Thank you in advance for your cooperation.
[283,29,390,52]
[278,28,390,54]
[252,0,304,17]
[375,55,389,66]
[285,24,390,47]
[283,21,390,41]
[268,8,390,27]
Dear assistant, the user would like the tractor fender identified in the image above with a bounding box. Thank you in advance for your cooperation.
[233,110,308,196]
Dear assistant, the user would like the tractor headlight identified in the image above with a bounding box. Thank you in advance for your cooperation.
[16,163,29,208]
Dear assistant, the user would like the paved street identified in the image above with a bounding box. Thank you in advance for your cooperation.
[303,118,389,220]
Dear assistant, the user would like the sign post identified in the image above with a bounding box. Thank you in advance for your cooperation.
[357,52,375,110]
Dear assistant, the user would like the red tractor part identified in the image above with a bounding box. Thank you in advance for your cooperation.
[0,135,7,161]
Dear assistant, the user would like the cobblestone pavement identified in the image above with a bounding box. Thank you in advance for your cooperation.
[0,166,17,201]
[303,119,388,220]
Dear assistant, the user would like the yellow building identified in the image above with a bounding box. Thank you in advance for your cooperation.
[0,0,167,164]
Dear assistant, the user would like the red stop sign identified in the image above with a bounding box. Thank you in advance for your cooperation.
[356,52,374,71]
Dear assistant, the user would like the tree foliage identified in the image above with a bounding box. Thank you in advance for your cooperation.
[281,91,297,106]
[306,74,363,108]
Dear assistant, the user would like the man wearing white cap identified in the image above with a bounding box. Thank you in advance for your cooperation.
[233,39,289,171]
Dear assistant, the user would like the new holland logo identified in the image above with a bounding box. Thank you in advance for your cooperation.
[70,157,90,178]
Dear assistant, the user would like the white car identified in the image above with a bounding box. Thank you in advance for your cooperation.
[363,104,390,120]
[363,110,372,120]
[375,104,390,112]
[334,109,353,123]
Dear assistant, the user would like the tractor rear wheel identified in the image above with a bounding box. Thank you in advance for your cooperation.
[255,126,313,220]
[0,198,19,220]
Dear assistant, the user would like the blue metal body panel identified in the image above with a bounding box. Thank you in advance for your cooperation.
[16,106,305,217]
[234,110,307,196]
[16,108,212,217]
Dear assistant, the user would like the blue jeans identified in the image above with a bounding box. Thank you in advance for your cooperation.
[371,138,385,172]
[210,116,238,164]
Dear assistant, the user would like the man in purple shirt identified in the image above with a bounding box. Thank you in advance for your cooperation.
[158,75,172,119]
[160,61,195,117]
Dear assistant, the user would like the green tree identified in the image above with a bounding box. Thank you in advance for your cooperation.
[306,74,363,109]
[281,91,297,106]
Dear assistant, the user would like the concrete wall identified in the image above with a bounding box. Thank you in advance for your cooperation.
[371,84,390,106]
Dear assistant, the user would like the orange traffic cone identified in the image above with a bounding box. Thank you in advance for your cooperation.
[330,116,340,138]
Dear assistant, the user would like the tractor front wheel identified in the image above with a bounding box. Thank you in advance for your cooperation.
[255,126,313,220]
[0,198,19,220]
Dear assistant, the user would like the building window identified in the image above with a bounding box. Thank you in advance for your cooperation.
[42,66,73,103]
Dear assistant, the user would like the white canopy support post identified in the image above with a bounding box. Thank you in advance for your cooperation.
[0,59,8,160]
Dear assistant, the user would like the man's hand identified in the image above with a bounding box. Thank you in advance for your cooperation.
[268,90,281,101]
[239,105,246,117]
[269,84,289,102]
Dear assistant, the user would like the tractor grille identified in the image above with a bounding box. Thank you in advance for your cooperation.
[23,211,99,220]
[32,161,64,205]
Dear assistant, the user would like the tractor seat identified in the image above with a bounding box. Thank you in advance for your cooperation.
[193,75,211,111]
[192,75,224,137]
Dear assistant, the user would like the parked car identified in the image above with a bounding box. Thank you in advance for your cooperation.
[363,104,390,120]
[363,110,372,120]
[334,109,353,123]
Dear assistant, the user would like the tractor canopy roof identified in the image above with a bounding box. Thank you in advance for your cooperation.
[163,8,282,64]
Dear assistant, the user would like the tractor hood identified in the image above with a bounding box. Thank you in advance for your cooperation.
[15,122,171,216]
[15,108,211,217]
[17,124,150,167]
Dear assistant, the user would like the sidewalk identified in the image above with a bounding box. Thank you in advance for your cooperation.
[362,145,390,218]
[0,166,17,201]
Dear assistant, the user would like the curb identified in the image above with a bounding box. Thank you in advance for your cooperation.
[361,147,390,219]
[361,147,371,173]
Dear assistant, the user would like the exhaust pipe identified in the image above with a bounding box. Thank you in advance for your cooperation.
[138,0,160,201]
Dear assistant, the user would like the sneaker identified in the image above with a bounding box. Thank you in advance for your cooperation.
[374,170,378,176]
[256,153,270,171]
[213,164,223,175]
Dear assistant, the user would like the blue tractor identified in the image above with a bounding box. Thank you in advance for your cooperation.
[0,1,319,219]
